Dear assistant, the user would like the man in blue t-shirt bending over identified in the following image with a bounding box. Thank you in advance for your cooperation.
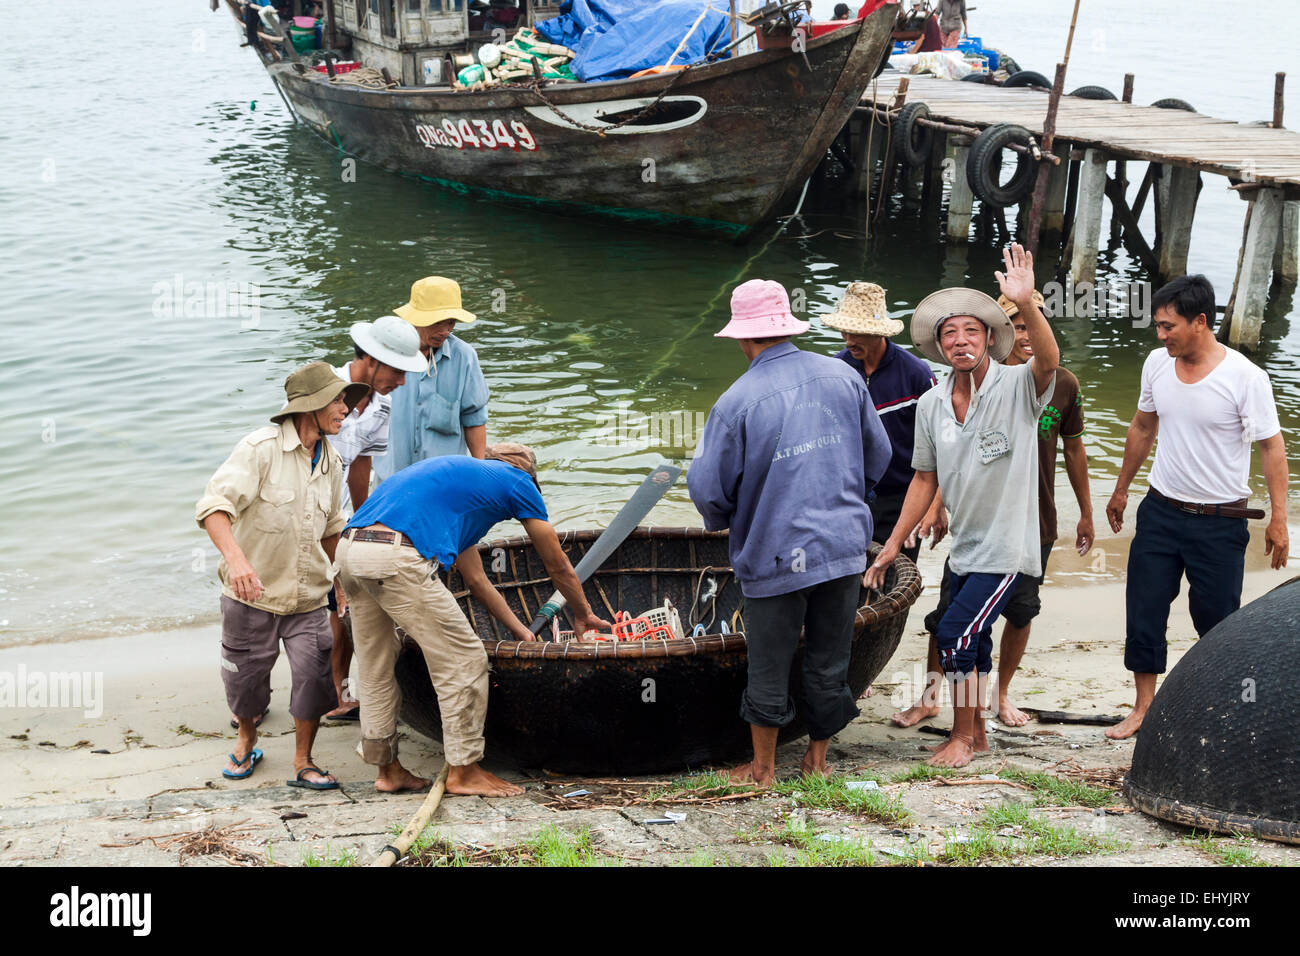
[337,443,609,796]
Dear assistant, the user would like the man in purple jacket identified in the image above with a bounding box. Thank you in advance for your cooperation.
[689,279,891,786]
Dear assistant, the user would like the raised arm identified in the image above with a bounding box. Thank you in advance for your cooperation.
[455,546,534,641]
[996,244,1059,395]
[1106,409,1159,533]
[1258,432,1290,569]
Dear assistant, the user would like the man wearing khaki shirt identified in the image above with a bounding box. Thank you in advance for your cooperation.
[196,362,368,787]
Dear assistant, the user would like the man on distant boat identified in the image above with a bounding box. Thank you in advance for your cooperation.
[895,289,1093,731]
[934,0,968,49]
[337,445,610,795]
[379,276,490,478]
[689,280,891,786]
[320,316,428,722]
[866,245,1061,768]
[824,281,942,565]
[1104,275,1289,740]
[197,362,369,788]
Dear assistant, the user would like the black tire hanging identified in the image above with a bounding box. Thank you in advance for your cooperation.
[1150,97,1196,112]
[894,101,934,167]
[966,123,1038,207]
[998,55,1021,76]
[961,72,991,83]
[1069,84,1117,100]
[1002,69,1051,90]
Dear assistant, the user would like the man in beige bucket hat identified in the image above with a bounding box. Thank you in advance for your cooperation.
[824,281,942,565]
[864,244,1060,769]
[381,276,490,478]
[196,362,369,787]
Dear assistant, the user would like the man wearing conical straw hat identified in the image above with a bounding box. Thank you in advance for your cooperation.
[196,362,369,788]
[823,281,942,564]
[865,244,1061,769]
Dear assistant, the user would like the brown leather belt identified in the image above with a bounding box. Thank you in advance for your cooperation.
[342,528,417,547]
[1149,487,1265,520]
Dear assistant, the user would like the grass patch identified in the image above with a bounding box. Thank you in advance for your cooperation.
[773,775,910,826]
[890,764,956,784]
[647,771,751,800]
[938,802,1126,863]
[300,843,358,867]
[998,768,1117,808]
[739,814,932,867]
[404,824,622,867]
[1183,831,1275,868]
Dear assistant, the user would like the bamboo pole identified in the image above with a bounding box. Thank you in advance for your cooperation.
[369,765,451,867]
[1274,72,1285,129]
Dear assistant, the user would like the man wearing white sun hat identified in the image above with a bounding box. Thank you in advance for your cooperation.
[865,244,1060,770]
[320,315,429,721]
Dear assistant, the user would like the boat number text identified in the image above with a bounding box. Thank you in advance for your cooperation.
[414,118,537,152]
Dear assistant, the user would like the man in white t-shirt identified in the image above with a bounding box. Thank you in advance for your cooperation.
[322,316,427,720]
[1105,275,1289,740]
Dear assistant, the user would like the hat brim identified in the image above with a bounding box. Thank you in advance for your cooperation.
[714,314,811,340]
[351,325,430,373]
[822,313,905,337]
[271,381,369,423]
[395,302,477,326]
[910,288,1015,366]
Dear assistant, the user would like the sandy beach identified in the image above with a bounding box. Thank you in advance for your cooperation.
[2,512,1294,867]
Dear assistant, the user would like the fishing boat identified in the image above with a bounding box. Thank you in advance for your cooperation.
[393,527,921,775]
[218,1,899,236]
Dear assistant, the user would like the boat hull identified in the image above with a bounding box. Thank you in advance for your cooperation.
[393,528,920,775]
[240,6,898,235]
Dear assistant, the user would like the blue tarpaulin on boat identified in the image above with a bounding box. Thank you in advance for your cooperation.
[535,1,732,83]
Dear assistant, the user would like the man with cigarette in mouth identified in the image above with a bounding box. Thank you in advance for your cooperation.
[866,245,1060,768]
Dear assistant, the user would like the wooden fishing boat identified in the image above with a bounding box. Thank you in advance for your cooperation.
[219,1,898,237]
[393,527,921,774]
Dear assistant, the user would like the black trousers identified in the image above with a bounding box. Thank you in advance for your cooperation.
[740,574,862,741]
[1124,492,1248,673]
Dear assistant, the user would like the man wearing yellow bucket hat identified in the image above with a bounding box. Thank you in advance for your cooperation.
[379,276,490,478]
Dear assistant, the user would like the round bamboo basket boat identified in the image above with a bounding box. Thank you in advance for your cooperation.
[394,527,921,774]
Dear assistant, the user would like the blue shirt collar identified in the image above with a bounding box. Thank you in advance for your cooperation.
[748,340,800,370]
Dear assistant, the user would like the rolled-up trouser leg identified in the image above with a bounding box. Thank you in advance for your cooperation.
[279,606,336,721]
[373,549,489,767]
[739,588,806,729]
[337,536,403,765]
[935,571,1019,676]
[798,574,862,740]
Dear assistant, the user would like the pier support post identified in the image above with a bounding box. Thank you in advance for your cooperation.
[1156,165,1200,280]
[946,137,975,242]
[904,160,925,202]
[1069,149,1108,284]
[921,133,946,223]
[1274,200,1299,284]
[1228,188,1284,351]
[1041,143,1070,240]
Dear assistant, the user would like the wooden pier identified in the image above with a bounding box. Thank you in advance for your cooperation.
[845,74,1300,350]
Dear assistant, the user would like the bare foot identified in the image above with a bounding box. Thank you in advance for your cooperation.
[972,719,988,753]
[997,699,1030,727]
[927,733,975,768]
[857,686,874,700]
[924,734,949,753]
[446,763,524,797]
[891,703,940,728]
[727,761,775,788]
[375,766,431,794]
[1105,709,1146,740]
[800,752,833,779]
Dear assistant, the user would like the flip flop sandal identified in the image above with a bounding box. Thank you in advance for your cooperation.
[221,748,263,780]
[230,706,270,731]
[288,766,339,790]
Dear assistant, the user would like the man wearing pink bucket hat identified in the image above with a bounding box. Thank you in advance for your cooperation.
[689,279,891,786]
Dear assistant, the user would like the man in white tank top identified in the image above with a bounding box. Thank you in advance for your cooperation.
[1104,275,1289,740]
